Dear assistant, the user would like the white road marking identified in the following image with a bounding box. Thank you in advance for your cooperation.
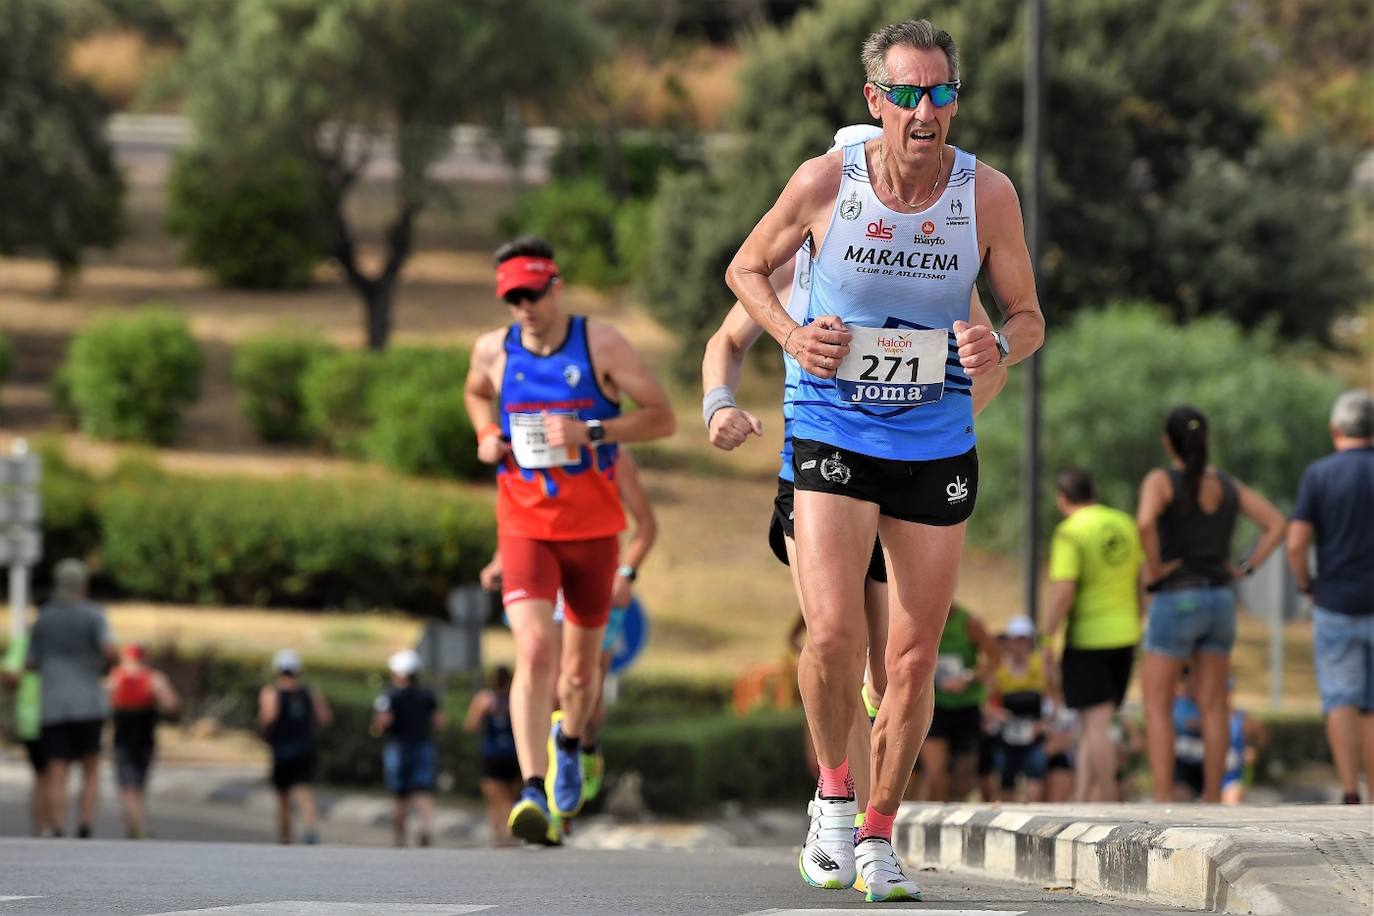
[740,910,1026,916]
[146,905,494,915]
[0,899,44,904]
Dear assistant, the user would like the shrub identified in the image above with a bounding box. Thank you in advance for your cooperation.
[301,346,484,479]
[972,304,1344,553]
[32,438,101,587]
[63,307,202,444]
[166,147,323,289]
[500,178,627,288]
[233,335,337,443]
[365,351,479,479]
[98,471,496,614]
[300,351,380,457]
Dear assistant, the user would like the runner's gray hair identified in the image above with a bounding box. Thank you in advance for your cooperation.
[861,19,959,84]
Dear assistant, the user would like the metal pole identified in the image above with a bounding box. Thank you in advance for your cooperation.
[1022,0,1046,621]
[8,563,26,643]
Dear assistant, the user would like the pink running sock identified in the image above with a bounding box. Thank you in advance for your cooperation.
[857,805,896,842]
[817,760,851,799]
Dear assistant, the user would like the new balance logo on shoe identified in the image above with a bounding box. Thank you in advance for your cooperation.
[810,849,841,872]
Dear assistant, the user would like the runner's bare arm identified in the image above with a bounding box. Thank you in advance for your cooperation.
[462,690,494,734]
[311,688,333,728]
[612,452,656,609]
[545,322,676,448]
[726,156,851,379]
[257,685,278,732]
[464,330,512,465]
[151,671,180,717]
[964,164,1045,375]
[615,452,657,571]
[968,291,1007,416]
[701,260,796,449]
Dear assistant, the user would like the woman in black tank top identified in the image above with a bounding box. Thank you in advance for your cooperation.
[1135,406,1286,803]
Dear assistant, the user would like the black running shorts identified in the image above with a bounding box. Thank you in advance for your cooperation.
[792,439,978,526]
[769,477,887,582]
[1061,645,1136,710]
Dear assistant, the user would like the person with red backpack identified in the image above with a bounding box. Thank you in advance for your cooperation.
[105,644,179,838]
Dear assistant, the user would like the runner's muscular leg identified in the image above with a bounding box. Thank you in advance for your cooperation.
[794,489,878,770]
[786,532,872,807]
[507,599,559,779]
[870,517,966,814]
[864,578,890,699]
[558,621,606,741]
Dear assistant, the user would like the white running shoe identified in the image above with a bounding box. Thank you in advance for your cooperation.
[799,793,858,890]
[855,837,922,902]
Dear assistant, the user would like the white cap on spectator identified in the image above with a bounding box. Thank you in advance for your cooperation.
[388,649,421,678]
[273,648,303,675]
[1005,615,1035,639]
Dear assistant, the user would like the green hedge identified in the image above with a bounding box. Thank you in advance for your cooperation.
[232,336,338,443]
[98,470,495,613]
[32,442,495,613]
[63,307,203,445]
[167,148,323,289]
[299,346,481,479]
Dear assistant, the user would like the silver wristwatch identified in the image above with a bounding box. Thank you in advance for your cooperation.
[992,331,1011,366]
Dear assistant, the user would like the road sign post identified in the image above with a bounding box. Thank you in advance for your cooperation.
[3,439,42,642]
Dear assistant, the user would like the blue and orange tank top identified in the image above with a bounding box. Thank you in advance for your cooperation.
[497,315,625,541]
[793,142,981,461]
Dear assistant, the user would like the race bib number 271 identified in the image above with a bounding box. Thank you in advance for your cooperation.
[833,325,947,406]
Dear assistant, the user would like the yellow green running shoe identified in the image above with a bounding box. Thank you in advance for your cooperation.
[582,750,605,802]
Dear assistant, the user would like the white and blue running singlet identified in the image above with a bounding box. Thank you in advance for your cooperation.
[793,142,981,461]
[779,125,882,482]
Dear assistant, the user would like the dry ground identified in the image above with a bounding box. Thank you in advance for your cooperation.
[0,177,1324,712]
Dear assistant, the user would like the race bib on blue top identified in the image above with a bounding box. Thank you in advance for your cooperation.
[834,325,947,407]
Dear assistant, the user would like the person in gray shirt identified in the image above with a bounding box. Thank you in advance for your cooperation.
[26,559,117,837]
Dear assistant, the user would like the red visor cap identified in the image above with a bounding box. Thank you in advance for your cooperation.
[495,256,559,298]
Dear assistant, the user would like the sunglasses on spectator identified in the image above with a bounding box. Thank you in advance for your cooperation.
[871,80,960,109]
[502,284,552,306]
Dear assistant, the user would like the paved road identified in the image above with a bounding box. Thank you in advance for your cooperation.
[0,840,1196,915]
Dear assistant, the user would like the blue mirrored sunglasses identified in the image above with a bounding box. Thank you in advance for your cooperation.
[871,80,960,109]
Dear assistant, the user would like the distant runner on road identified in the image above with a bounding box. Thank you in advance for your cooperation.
[464,235,675,845]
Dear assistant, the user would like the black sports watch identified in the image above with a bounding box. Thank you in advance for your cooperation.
[586,419,606,443]
[992,331,1011,366]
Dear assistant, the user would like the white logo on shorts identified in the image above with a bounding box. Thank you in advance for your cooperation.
[800,459,817,471]
[946,476,969,503]
[821,452,852,485]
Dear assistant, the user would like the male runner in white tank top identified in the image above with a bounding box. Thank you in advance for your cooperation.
[701,127,1009,857]
[727,20,1045,902]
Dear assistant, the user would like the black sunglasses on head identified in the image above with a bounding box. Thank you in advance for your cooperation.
[502,284,552,306]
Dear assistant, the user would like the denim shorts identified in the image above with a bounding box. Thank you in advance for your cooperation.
[1144,587,1236,658]
[383,739,437,797]
[1312,607,1374,715]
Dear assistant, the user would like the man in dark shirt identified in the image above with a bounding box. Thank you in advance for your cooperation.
[1287,389,1374,805]
[371,649,445,847]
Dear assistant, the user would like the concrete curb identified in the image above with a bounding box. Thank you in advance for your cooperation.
[894,803,1374,915]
